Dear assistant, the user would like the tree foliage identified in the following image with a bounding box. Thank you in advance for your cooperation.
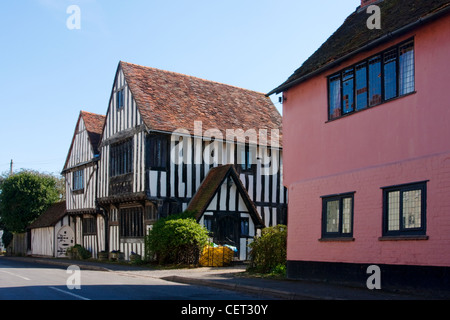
[145,211,209,265]
[0,170,60,233]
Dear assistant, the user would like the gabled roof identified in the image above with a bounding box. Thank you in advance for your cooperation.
[81,111,106,155]
[63,111,106,171]
[119,61,282,147]
[269,0,450,95]
[28,201,67,229]
[186,165,265,228]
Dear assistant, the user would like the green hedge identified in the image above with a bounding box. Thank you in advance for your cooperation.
[248,225,287,274]
[145,212,209,265]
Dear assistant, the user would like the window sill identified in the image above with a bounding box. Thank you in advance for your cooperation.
[319,237,355,242]
[378,235,429,241]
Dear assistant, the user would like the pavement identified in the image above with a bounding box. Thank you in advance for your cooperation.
[3,256,449,300]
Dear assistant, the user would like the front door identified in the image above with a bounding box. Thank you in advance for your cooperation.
[56,226,75,258]
[215,214,239,251]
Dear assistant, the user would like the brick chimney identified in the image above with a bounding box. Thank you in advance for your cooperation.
[357,0,383,12]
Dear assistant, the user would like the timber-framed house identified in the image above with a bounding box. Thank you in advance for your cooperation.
[62,111,106,258]
[68,61,286,260]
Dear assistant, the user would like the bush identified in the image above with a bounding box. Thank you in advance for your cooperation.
[145,212,209,265]
[248,225,287,274]
[66,245,92,260]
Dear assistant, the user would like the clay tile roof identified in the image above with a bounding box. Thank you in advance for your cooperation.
[187,164,264,228]
[80,111,106,155]
[28,201,67,229]
[120,61,282,147]
[270,0,450,95]
[187,165,233,216]
[63,111,106,171]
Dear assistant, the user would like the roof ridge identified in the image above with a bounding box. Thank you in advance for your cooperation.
[120,61,269,96]
[80,110,105,117]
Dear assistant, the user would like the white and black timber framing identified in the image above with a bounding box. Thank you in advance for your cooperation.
[62,111,106,259]
[94,62,287,260]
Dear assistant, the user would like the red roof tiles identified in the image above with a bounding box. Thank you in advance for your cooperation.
[120,61,282,147]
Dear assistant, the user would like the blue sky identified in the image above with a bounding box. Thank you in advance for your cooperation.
[0,0,359,175]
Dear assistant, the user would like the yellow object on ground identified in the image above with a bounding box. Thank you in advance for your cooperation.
[199,246,234,267]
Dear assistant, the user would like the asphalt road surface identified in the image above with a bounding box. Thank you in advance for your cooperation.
[0,257,266,301]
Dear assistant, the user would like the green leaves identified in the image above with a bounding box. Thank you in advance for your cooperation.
[145,212,209,265]
[248,225,287,274]
[0,171,61,233]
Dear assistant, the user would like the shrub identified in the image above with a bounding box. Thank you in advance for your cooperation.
[248,225,287,274]
[145,212,209,265]
[67,244,92,260]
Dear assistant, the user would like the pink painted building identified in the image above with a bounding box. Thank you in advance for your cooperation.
[270,0,450,291]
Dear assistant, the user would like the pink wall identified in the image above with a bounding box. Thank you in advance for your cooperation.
[283,15,450,267]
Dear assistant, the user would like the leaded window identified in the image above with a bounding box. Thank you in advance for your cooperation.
[328,39,415,120]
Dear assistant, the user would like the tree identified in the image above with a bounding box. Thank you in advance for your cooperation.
[0,170,60,233]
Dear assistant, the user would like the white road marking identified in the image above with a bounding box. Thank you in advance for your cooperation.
[0,269,31,281]
[49,287,91,300]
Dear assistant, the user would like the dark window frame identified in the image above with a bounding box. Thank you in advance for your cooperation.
[381,181,427,237]
[238,143,256,174]
[321,192,355,240]
[116,89,124,110]
[120,207,144,238]
[240,217,250,237]
[82,217,97,235]
[73,169,84,191]
[110,139,133,177]
[327,39,415,121]
[146,134,168,171]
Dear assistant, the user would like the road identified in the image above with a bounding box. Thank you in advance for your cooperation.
[0,257,267,301]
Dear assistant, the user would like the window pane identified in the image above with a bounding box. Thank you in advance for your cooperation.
[73,170,83,190]
[342,197,352,234]
[403,190,421,229]
[369,56,382,106]
[356,63,368,111]
[241,218,249,236]
[399,42,415,95]
[388,191,400,231]
[326,200,340,233]
[120,207,144,237]
[384,49,398,100]
[342,68,354,114]
[329,75,341,119]
[110,140,133,176]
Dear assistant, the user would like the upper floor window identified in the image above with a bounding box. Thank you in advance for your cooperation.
[328,39,415,121]
[238,144,256,173]
[110,139,133,177]
[73,169,84,191]
[382,181,427,237]
[116,89,124,109]
[146,134,168,171]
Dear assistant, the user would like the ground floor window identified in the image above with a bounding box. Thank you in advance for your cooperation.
[321,192,354,239]
[120,207,144,238]
[82,217,97,235]
[382,181,427,237]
